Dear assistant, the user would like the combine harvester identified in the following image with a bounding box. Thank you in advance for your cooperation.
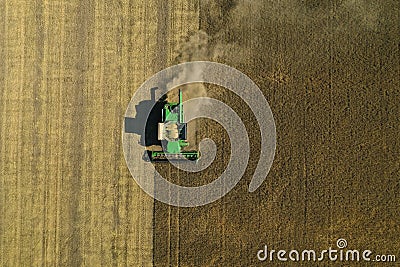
[146,89,199,162]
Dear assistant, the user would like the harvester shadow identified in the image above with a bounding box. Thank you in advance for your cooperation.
[124,87,166,147]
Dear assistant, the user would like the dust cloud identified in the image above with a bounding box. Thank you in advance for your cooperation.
[167,31,212,115]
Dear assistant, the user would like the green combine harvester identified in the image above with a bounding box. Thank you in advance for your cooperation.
[146,89,199,162]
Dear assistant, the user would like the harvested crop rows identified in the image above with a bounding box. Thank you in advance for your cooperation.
[1,1,399,266]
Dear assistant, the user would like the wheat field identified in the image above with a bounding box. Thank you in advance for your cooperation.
[1,1,399,266]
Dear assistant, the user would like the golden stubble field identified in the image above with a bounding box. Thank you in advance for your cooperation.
[1,0,399,266]
[0,0,199,266]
